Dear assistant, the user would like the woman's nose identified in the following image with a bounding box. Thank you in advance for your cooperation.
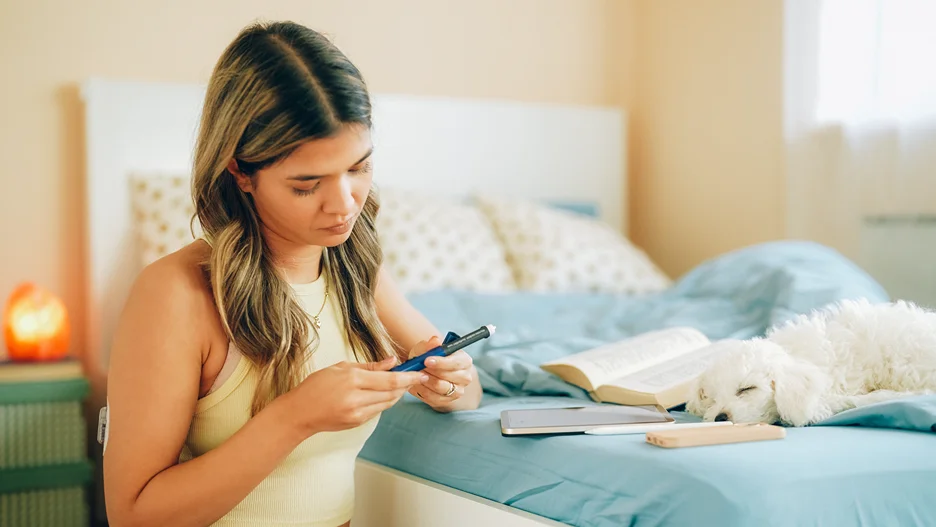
[322,176,356,215]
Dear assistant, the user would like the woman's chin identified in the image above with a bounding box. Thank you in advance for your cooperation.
[312,230,355,248]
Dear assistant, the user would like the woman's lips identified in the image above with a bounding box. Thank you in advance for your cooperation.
[320,217,355,235]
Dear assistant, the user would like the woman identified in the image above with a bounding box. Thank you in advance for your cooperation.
[103,20,481,527]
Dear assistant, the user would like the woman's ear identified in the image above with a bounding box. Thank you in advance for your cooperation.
[771,358,831,427]
[227,159,254,193]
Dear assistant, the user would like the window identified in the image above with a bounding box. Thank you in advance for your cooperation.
[814,0,936,124]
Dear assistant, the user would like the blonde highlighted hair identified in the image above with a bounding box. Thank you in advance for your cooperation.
[191,21,397,415]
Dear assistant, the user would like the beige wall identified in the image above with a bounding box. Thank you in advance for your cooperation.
[628,0,786,277]
[3,4,789,520]
[0,0,622,359]
[0,0,788,359]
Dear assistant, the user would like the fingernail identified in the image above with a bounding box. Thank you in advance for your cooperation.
[426,358,436,366]
[420,374,430,382]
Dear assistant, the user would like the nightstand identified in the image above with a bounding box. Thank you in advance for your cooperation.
[0,358,92,527]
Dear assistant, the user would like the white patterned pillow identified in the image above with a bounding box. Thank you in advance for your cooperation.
[375,188,516,293]
[129,174,202,267]
[475,195,672,294]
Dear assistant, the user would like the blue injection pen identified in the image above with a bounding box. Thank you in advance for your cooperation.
[390,324,496,372]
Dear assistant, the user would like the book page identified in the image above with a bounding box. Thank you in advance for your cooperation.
[605,342,731,394]
[542,327,710,388]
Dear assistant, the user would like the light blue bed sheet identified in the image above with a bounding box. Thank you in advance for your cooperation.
[361,395,936,527]
[359,241,936,526]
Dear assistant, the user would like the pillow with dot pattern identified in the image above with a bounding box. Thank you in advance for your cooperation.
[375,187,517,293]
[474,195,672,294]
[129,173,202,267]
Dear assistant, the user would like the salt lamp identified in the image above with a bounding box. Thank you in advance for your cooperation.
[3,282,71,361]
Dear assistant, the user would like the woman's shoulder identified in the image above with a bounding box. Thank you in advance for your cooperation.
[132,240,215,307]
[120,241,224,354]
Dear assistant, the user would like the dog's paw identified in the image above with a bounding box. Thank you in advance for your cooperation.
[778,406,833,427]
[772,359,832,427]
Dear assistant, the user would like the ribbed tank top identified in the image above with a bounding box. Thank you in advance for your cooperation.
[179,274,379,527]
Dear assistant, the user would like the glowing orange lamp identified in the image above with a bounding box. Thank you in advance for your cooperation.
[3,282,71,362]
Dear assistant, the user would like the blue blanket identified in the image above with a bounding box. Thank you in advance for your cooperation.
[815,394,936,432]
[403,240,891,402]
[360,241,936,526]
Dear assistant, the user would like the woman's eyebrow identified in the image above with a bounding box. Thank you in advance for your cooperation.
[353,147,374,165]
[286,147,374,181]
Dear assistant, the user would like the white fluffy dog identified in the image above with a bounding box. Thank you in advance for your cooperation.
[686,298,936,427]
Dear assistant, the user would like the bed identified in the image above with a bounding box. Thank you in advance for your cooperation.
[80,77,936,527]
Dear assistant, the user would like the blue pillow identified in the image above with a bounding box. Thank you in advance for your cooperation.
[428,194,600,219]
[546,201,600,218]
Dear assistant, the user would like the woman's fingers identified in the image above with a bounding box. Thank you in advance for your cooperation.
[410,383,462,405]
[405,336,442,359]
[355,369,427,391]
[421,371,471,394]
[333,337,473,412]
[351,355,399,372]
[423,350,473,372]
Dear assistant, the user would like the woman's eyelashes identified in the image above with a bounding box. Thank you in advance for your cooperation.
[350,160,372,174]
[292,162,370,196]
[292,183,319,196]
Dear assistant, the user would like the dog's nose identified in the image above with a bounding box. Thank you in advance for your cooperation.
[715,413,729,422]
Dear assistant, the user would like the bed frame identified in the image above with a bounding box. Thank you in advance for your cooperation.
[80,77,625,526]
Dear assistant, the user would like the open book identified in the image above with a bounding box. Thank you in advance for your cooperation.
[540,327,728,409]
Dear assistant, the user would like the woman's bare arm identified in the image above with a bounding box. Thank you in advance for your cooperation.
[103,260,305,527]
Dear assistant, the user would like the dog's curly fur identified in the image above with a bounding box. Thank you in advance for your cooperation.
[685,298,936,427]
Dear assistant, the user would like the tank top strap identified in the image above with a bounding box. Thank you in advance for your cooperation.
[195,344,250,414]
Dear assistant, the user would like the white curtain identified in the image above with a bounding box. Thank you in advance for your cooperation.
[784,0,936,304]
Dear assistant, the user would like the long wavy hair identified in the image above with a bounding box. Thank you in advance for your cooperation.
[191,21,397,416]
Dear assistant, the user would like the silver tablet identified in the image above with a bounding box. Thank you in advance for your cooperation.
[500,404,674,436]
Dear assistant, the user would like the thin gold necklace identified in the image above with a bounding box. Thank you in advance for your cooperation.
[312,282,328,329]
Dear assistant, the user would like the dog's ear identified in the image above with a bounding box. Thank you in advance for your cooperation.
[771,358,831,427]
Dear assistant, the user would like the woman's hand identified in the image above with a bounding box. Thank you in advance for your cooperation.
[283,357,428,438]
[406,336,478,412]
[373,267,483,411]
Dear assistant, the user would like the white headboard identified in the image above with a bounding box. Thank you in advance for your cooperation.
[80,76,626,375]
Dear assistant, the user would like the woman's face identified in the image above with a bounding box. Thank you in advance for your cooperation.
[232,125,374,249]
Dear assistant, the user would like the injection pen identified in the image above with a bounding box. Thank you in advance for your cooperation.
[390,324,496,372]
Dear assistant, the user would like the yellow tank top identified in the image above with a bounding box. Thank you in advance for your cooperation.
[179,274,379,527]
